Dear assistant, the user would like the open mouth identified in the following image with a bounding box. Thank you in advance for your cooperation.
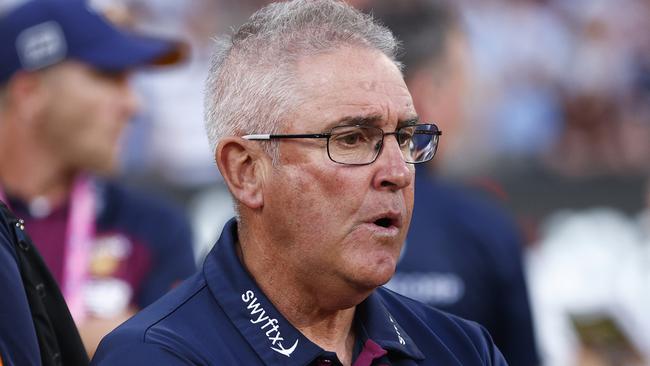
[374,216,396,228]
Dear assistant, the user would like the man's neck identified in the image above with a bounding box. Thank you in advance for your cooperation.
[237,232,362,365]
[296,309,357,366]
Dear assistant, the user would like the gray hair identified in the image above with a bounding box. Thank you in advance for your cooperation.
[203,0,401,160]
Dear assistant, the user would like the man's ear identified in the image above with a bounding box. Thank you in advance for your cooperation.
[216,137,267,209]
[6,71,48,122]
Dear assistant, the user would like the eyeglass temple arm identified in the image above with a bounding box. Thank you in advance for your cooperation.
[242,133,331,140]
[242,134,272,140]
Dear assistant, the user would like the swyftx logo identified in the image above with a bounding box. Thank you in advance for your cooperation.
[242,290,299,357]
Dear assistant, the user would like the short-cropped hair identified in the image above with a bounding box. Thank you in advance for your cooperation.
[204,0,401,160]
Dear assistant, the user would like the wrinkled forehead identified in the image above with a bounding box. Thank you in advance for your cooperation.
[286,46,416,132]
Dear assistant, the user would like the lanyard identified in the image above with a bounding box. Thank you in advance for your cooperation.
[0,175,95,323]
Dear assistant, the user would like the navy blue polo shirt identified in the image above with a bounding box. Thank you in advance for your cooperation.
[92,219,507,365]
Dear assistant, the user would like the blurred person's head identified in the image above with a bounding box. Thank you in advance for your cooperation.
[0,0,183,180]
[206,0,441,298]
[371,0,469,171]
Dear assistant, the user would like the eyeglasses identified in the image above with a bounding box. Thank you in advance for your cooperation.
[242,123,442,166]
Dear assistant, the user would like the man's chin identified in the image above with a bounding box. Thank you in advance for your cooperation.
[349,261,397,291]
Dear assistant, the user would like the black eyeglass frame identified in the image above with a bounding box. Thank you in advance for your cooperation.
[242,123,442,166]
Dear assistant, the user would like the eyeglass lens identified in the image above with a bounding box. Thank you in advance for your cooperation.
[327,124,438,165]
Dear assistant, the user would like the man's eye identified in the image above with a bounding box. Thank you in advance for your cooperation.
[335,132,365,146]
[397,131,413,146]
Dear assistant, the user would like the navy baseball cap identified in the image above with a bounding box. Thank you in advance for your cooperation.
[0,0,185,83]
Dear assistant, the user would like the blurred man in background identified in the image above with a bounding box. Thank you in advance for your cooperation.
[0,0,196,356]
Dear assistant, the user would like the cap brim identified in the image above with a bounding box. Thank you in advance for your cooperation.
[73,31,187,72]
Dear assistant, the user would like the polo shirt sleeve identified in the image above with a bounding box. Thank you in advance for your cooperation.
[492,227,539,366]
[0,212,41,366]
[456,185,539,365]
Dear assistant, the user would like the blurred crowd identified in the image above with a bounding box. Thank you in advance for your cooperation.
[2,0,649,364]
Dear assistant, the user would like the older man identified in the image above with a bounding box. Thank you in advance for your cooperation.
[92,1,507,365]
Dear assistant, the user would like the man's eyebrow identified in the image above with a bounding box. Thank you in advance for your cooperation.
[326,114,420,129]
[319,114,381,131]
[330,114,383,128]
[399,117,420,127]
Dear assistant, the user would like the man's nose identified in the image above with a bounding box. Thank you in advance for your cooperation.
[371,137,413,191]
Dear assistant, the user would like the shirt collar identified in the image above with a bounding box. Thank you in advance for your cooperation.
[203,219,321,365]
[204,218,424,365]
[356,292,425,361]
